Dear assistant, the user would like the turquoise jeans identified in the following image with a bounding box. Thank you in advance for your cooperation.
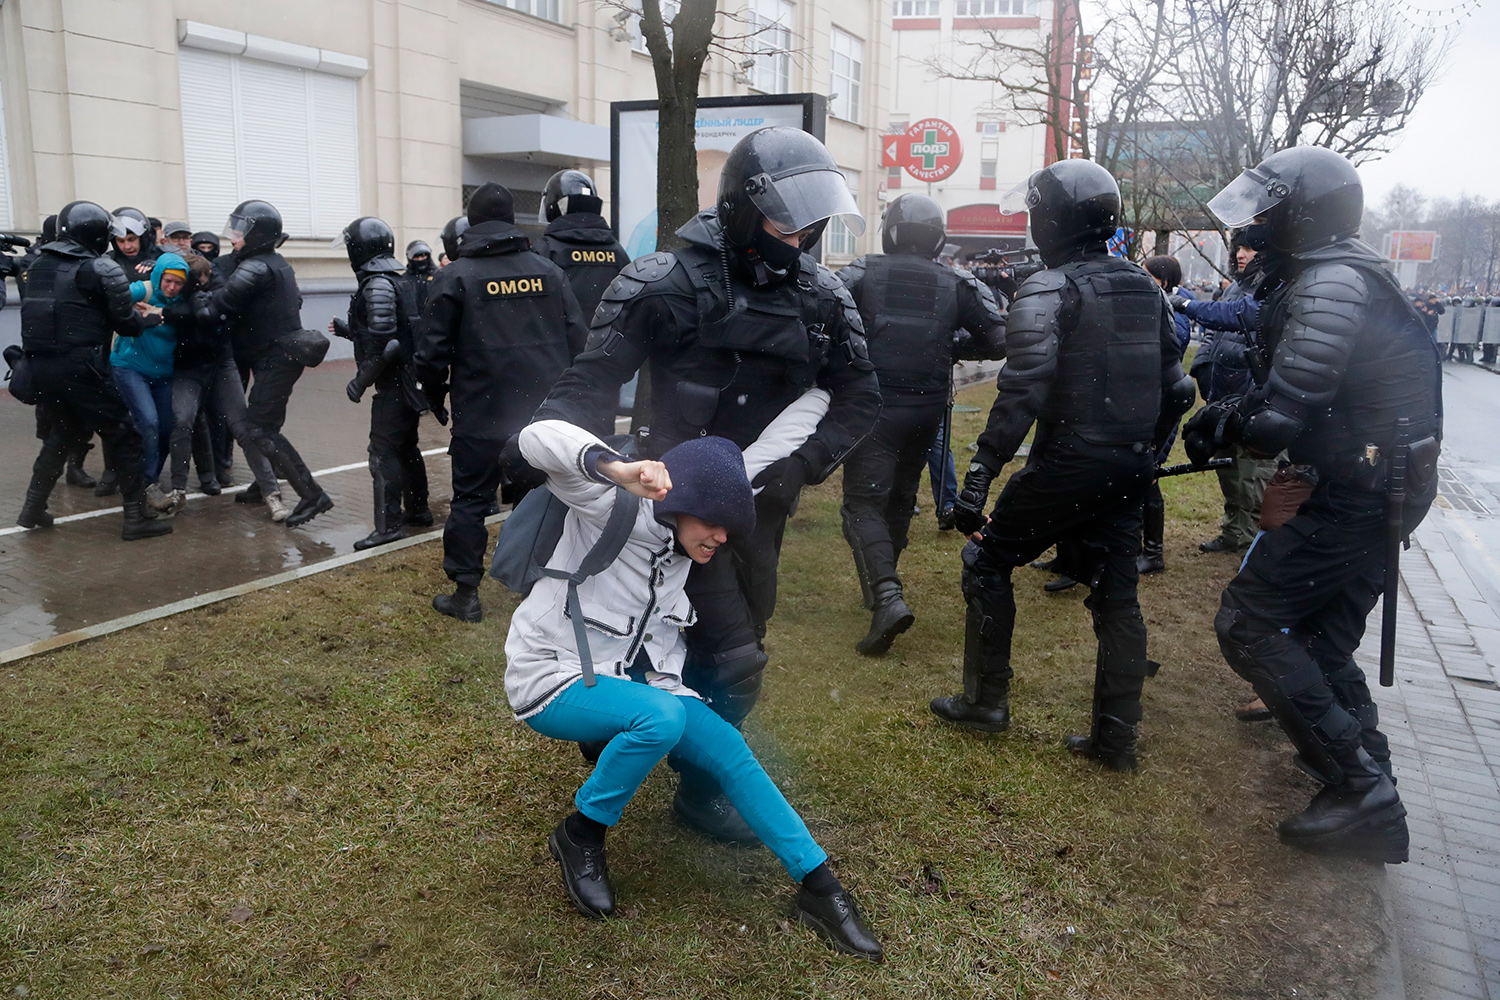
[527,676,828,881]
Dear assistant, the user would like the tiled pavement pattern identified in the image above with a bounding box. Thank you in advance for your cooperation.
[1381,512,1500,999]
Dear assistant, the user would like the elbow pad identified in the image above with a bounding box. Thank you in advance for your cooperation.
[1238,403,1304,457]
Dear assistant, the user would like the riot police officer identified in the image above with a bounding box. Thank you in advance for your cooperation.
[535,169,631,321]
[438,215,468,265]
[837,194,1007,655]
[531,126,881,841]
[930,161,1195,773]
[405,239,436,313]
[197,199,333,526]
[336,217,431,551]
[1188,147,1442,863]
[15,201,173,540]
[414,183,588,623]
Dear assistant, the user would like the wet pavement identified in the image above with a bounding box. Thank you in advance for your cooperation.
[0,360,455,654]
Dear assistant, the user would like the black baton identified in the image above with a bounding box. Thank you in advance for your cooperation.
[1380,418,1410,687]
[1155,457,1234,478]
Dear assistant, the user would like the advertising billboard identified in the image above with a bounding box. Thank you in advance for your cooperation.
[610,94,826,258]
[1387,230,1439,263]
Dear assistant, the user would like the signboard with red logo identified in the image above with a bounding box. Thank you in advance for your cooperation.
[1387,230,1438,263]
[882,118,963,183]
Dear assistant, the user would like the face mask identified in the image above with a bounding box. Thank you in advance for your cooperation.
[750,227,804,271]
[1240,222,1272,252]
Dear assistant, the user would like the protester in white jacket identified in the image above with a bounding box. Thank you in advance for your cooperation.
[506,403,882,961]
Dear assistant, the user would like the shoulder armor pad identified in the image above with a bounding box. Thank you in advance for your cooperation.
[593,251,680,329]
[813,261,844,293]
[1015,269,1068,297]
[619,251,679,284]
[1297,261,1372,300]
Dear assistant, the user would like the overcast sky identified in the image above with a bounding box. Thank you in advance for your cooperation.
[1358,2,1498,209]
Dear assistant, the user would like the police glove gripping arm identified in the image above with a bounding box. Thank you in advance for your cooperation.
[952,461,998,536]
[500,431,547,492]
[751,455,811,513]
[1182,400,1242,467]
[330,317,352,340]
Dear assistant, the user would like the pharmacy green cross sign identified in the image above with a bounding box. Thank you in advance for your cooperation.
[881,117,963,183]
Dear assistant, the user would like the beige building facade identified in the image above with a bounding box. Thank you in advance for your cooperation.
[0,0,892,282]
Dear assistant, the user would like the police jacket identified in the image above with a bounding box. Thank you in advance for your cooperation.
[1232,238,1442,492]
[20,240,160,355]
[1187,272,1261,402]
[536,213,630,323]
[837,252,1006,394]
[974,249,1194,472]
[199,248,303,363]
[414,220,588,442]
[535,211,881,481]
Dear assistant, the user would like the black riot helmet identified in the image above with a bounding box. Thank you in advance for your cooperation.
[1208,146,1362,254]
[338,216,395,270]
[541,170,604,222]
[110,206,151,241]
[717,126,864,250]
[40,215,58,244]
[1023,159,1121,267]
[223,200,285,254]
[440,215,469,261]
[57,201,114,255]
[881,194,946,256]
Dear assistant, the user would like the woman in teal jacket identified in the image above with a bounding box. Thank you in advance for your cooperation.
[113,252,187,510]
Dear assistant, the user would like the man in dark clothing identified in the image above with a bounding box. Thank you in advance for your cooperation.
[837,193,1007,654]
[1188,148,1443,864]
[406,239,436,313]
[196,199,333,527]
[415,183,588,622]
[534,169,631,322]
[191,232,221,260]
[1182,230,1276,554]
[336,217,431,551]
[930,160,1195,773]
[14,201,173,540]
[531,126,881,841]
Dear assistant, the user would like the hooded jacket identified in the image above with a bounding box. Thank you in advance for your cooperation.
[112,252,187,378]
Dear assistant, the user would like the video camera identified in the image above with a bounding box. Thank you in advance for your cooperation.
[0,233,32,254]
[966,247,1046,302]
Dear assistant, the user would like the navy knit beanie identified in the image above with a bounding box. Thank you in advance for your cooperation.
[466,182,515,225]
[656,436,756,538]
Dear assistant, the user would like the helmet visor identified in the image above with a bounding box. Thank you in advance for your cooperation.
[223,213,255,244]
[1207,167,1288,229]
[749,168,865,237]
[110,215,147,238]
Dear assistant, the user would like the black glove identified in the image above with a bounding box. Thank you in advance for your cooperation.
[500,433,546,491]
[1183,403,1239,467]
[330,317,352,340]
[421,378,449,426]
[1169,294,1189,312]
[952,461,997,536]
[752,456,809,512]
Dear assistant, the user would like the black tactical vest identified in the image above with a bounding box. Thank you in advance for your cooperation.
[538,236,628,321]
[233,252,303,357]
[20,253,110,354]
[1039,257,1165,447]
[852,254,960,393]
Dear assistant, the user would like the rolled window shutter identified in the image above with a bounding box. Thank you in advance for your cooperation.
[180,49,240,232]
[308,72,360,239]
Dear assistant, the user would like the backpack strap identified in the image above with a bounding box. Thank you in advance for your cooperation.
[538,484,638,687]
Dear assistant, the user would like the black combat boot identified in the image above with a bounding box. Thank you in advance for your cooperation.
[354,526,403,550]
[121,499,173,541]
[65,460,96,489]
[548,817,615,918]
[16,486,55,529]
[1064,713,1138,772]
[1278,746,1408,863]
[404,505,435,527]
[931,602,1011,731]
[672,767,758,845]
[285,491,334,527]
[856,580,915,656]
[1136,541,1165,575]
[234,481,264,504]
[433,583,483,623]
[841,511,876,610]
[356,491,404,551]
[93,469,119,497]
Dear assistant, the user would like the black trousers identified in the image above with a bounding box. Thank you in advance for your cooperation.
[1215,480,1433,777]
[443,434,504,587]
[368,380,429,532]
[28,351,146,500]
[242,348,318,499]
[965,432,1153,723]
[841,391,948,589]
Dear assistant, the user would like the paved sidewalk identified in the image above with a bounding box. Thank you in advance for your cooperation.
[1379,504,1500,999]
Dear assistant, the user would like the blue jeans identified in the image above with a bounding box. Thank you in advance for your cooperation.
[112,366,173,483]
[927,423,957,510]
[527,676,828,881]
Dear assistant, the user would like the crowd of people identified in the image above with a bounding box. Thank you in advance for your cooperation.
[2,129,1444,963]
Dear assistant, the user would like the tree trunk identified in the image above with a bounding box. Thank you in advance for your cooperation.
[640,0,717,251]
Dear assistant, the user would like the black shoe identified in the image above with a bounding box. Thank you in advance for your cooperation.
[936,505,956,531]
[235,482,263,504]
[1198,535,1245,553]
[1278,752,1408,863]
[548,822,615,918]
[199,478,222,496]
[93,471,119,497]
[1063,731,1138,772]
[1043,575,1078,593]
[671,787,759,845]
[929,693,1010,733]
[1030,556,1059,572]
[353,527,404,551]
[285,491,334,527]
[856,584,915,656]
[122,500,173,541]
[65,464,97,489]
[432,586,483,623]
[1136,543,1165,575]
[17,488,54,529]
[796,887,884,962]
[404,506,435,527]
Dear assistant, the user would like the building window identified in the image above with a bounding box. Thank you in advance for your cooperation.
[178,48,360,240]
[887,165,903,190]
[978,120,1006,136]
[487,0,562,22]
[830,28,863,123]
[748,0,794,93]
[956,0,1037,14]
[632,0,679,53]
[893,0,941,15]
[979,160,997,191]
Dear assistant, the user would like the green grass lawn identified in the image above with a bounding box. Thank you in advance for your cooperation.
[0,383,1389,998]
